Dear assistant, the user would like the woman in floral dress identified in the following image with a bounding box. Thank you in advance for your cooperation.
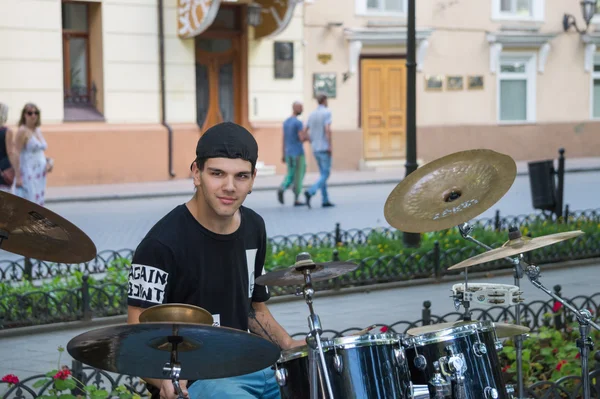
[13,103,53,205]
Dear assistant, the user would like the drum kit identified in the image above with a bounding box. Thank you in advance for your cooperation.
[1,148,597,399]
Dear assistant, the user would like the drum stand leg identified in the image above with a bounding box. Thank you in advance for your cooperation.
[524,264,598,399]
[458,223,526,398]
[299,268,335,399]
[163,337,186,399]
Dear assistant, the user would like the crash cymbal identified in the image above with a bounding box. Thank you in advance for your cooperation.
[255,261,359,287]
[448,230,585,270]
[139,304,214,325]
[0,190,96,263]
[67,322,281,380]
[407,320,530,339]
[384,150,517,233]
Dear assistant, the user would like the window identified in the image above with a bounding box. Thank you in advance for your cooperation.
[497,55,536,123]
[591,60,600,119]
[492,0,544,21]
[62,2,91,105]
[356,0,406,15]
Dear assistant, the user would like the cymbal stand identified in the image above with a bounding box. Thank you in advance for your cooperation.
[524,264,600,399]
[296,266,335,399]
[162,334,186,399]
[458,223,525,398]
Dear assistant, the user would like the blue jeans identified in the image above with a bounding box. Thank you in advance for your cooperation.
[308,151,331,204]
[188,367,281,399]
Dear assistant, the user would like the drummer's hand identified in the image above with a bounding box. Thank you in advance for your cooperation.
[288,338,306,348]
[160,379,189,399]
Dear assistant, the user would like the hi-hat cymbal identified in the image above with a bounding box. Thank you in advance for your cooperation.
[255,261,359,287]
[0,190,97,263]
[384,150,517,233]
[67,322,281,380]
[407,320,530,339]
[139,304,214,325]
[448,230,585,270]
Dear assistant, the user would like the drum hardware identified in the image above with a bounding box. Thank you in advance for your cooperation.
[293,252,336,399]
[332,346,343,373]
[274,365,289,387]
[414,384,434,399]
[523,262,599,399]
[452,226,586,398]
[505,384,515,399]
[0,190,97,263]
[457,223,529,398]
[429,362,452,398]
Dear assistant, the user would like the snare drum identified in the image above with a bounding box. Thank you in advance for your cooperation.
[403,320,508,399]
[274,333,413,398]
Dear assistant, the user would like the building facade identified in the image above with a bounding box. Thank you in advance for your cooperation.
[302,0,600,172]
[1,0,600,187]
[1,0,304,186]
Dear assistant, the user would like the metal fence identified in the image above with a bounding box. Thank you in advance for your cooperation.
[1,207,598,284]
[3,366,600,399]
[2,288,600,399]
[1,230,599,329]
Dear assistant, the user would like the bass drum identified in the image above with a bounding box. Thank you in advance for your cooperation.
[274,333,413,399]
[403,320,509,399]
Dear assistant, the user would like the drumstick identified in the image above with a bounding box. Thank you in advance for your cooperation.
[348,324,377,336]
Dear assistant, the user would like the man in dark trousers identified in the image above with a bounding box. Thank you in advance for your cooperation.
[277,101,307,206]
[127,122,304,399]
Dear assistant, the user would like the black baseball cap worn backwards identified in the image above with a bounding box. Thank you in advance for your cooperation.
[191,122,259,170]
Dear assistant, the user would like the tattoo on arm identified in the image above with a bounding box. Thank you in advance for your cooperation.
[248,307,282,349]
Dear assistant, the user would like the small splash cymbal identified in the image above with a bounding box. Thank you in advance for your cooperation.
[139,304,214,325]
[255,261,359,287]
[407,320,530,339]
[384,150,517,233]
[448,230,585,270]
[0,190,97,263]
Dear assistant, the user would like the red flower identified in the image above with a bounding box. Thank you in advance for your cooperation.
[53,369,71,380]
[502,365,510,372]
[556,360,568,371]
[552,348,559,354]
[576,353,581,359]
[1,374,19,384]
[380,326,389,333]
[552,301,563,313]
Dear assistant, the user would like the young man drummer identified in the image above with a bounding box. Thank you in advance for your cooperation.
[127,122,304,399]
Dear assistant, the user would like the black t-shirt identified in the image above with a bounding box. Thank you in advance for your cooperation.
[127,204,270,332]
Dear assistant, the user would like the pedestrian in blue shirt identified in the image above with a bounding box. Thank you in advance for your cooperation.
[277,101,308,206]
[303,94,334,208]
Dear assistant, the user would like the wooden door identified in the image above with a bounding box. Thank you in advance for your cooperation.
[194,5,250,132]
[196,37,241,131]
[361,59,407,160]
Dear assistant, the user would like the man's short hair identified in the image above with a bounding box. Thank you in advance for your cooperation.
[316,94,327,105]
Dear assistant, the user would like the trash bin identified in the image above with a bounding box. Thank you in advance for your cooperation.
[528,160,556,211]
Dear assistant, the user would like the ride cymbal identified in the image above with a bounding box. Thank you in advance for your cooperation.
[255,261,359,287]
[0,190,96,263]
[139,304,214,325]
[67,322,281,380]
[447,230,585,270]
[407,320,530,339]
[384,150,517,233]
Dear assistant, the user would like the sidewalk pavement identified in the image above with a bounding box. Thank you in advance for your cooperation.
[45,156,600,204]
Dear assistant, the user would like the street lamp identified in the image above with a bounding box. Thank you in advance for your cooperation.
[563,0,596,33]
[247,3,263,27]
